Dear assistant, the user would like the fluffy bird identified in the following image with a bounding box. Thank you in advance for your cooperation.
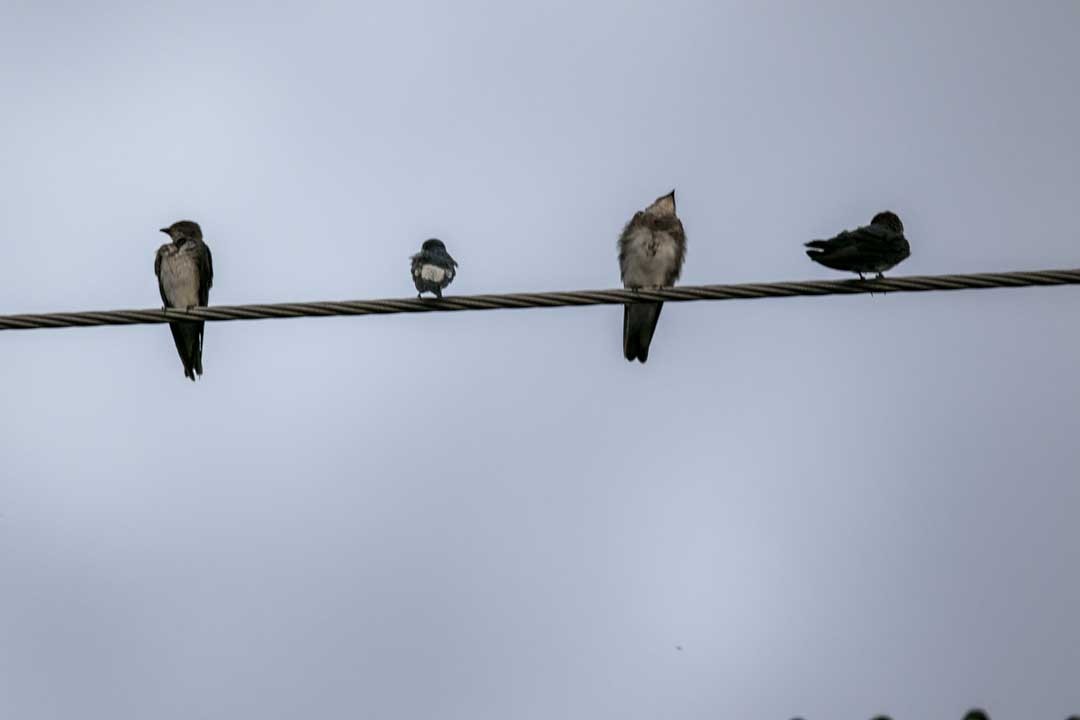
[805,210,910,279]
[154,220,214,381]
[410,238,457,299]
[617,190,687,363]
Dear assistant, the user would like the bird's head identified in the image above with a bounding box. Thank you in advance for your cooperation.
[963,710,990,720]
[421,238,448,253]
[870,211,903,234]
[645,190,677,217]
[160,220,203,246]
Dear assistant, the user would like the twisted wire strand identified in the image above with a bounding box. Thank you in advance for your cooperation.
[1,268,1078,332]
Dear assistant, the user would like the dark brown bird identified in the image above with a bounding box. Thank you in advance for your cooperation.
[617,190,686,363]
[154,220,214,381]
[805,210,910,279]
[410,238,457,299]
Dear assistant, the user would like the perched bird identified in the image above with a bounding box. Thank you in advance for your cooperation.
[617,190,686,363]
[154,220,214,381]
[410,238,457,299]
[805,210,910,279]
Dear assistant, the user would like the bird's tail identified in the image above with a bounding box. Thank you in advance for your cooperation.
[804,239,833,262]
[169,321,205,381]
[623,301,663,364]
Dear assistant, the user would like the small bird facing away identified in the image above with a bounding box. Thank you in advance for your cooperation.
[617,190,686,363]
[805,210,910,279]
[154,220,214,381]
[410,238,457,299]
[963,710,990,720]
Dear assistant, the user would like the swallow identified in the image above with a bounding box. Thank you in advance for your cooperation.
[154,220,214,381]
[410,238,457,299]
[805,210,910,279]
[617,190,686,363]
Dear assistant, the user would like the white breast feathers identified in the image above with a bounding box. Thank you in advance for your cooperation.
[419,264,448,283]
[621,227,680,289]
[159,250,201,308]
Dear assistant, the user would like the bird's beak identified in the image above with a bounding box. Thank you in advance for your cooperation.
[159,228,169,234]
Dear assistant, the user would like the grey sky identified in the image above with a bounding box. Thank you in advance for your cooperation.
[2,2,1078,719]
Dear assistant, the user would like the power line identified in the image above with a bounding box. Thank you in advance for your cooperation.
[1,267,1078,332]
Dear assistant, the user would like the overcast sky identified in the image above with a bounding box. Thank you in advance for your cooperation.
[2,2,1079,719]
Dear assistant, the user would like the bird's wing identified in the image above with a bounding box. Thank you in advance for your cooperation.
[849,223,895,244]
[805,229,862,252]
[617,211,647,268]
[154,244,170,307]
[410,253,424,278]
[842,224,906,259]
[198,242,214,306]
[435,250,458,271]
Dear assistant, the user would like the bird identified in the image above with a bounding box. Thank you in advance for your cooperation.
[410,238,457,299]
[154,220,214,381]
[805,210,910,279]
[617,190,686,363]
